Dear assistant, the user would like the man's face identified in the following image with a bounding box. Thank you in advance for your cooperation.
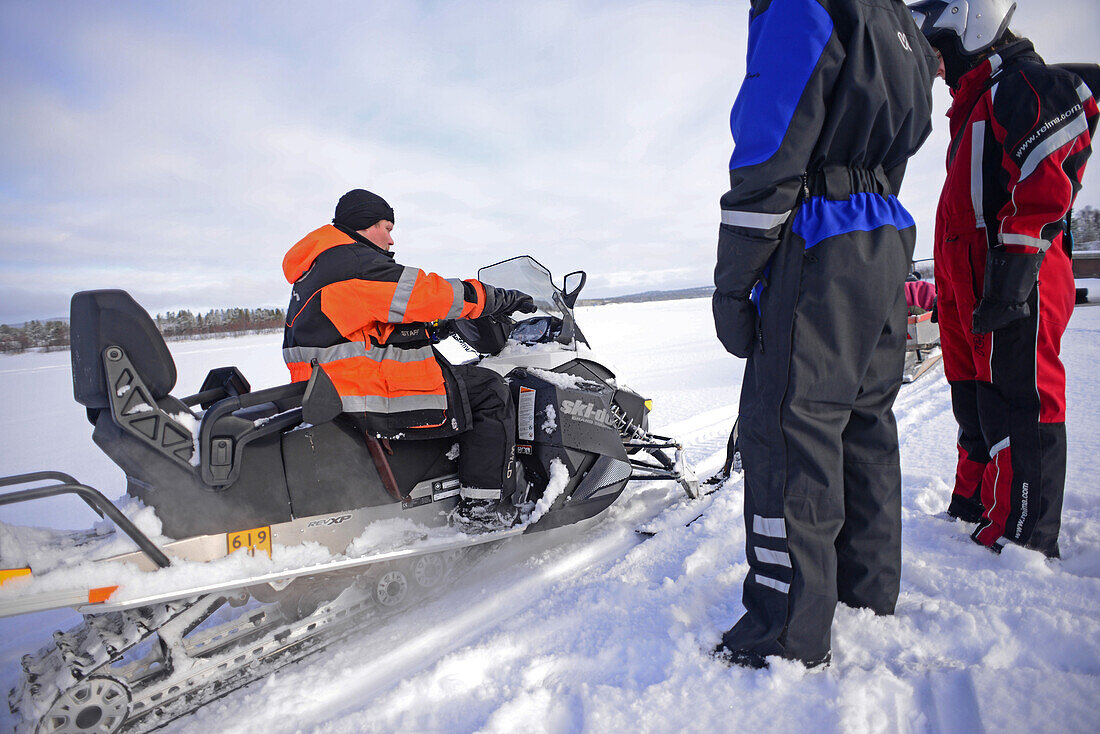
[934,48,946,80]
[361,220,395,251]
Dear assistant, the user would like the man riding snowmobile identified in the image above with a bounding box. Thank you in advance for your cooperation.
[910,0,1099,557]
[282,189,537,525]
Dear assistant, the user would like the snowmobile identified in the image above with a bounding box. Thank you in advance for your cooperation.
[0,255,697,734]
[903,261,942,383]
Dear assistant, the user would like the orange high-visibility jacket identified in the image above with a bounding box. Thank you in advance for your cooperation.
[282,225,488,428]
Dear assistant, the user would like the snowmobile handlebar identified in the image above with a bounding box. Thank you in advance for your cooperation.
[0,472,172,569]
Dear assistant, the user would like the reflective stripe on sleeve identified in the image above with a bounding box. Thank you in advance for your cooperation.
[388,267,420,322]
[1018,113,1089,182]
[989,436,1010,458]
[754,547,792,568]
[753,573,790,594]
[752,515,786,539]
[445,279,466,319]
[998,233,1051,251]
[721,209,791,231]
[1077,82,1092,103]
[971,121,986,229]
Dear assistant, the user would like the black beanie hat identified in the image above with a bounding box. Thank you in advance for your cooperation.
[333,189,395,231]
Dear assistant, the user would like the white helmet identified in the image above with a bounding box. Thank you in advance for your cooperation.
[909,0,1016,55]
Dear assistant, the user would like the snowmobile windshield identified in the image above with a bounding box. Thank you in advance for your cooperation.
[477,256,564,317]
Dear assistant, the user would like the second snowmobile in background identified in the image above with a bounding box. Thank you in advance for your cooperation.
[903,259,942,383]
[0,255,696,734]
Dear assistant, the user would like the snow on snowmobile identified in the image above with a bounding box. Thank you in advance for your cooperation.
[0,255,697,734]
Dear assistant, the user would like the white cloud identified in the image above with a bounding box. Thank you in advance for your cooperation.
[1,0,1098,324]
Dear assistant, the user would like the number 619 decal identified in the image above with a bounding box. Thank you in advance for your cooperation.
[226,526,272,558]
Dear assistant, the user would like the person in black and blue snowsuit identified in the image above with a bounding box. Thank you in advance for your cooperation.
[712,0,938,668]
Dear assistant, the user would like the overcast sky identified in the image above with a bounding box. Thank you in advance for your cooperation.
[2,0,1098,323]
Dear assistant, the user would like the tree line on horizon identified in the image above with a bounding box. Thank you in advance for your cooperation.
[1,206,1097,355]
[0,306,287,354]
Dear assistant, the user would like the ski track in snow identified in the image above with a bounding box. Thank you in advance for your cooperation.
[2,298,1100,733]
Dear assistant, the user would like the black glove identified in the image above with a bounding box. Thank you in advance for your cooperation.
[713,291,756,358]
[428,319,454,342]
[712,215,782,358]
[972,299,1030,333]
[485,286,536,317]
[971,249,1043,334]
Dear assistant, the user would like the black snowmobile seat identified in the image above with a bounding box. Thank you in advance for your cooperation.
[67,289,308,536]
[71,289,177,410]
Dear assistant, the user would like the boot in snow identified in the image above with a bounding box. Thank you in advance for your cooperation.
[947,493,985,523]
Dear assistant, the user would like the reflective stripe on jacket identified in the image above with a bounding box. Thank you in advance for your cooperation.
[281,224,487,421]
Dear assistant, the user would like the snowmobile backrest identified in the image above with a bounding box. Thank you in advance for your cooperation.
[71,289,176,410]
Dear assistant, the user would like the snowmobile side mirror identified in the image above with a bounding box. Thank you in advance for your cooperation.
[302,363,343,426]
[554,291,576,347]
[562,271,586,309]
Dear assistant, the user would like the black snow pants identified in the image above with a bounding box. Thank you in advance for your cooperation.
[721,193,914,665]
[451,363,518,500]
[348,362,517,501]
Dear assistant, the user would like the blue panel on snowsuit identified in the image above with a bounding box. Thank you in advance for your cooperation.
[728,0,834,171]
[794,194,916,250]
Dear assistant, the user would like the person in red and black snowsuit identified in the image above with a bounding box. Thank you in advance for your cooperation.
[282,189,536,524]
[711,0,937,668]
[911,0,1099,558]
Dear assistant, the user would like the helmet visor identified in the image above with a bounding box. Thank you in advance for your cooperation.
[908,1,960,43]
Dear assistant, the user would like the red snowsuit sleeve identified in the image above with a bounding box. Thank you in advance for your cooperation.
[990,69,1098,256]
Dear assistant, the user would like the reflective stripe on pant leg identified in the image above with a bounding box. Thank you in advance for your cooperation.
[720,359,794,660]
[974,437,1011,546]
[459,486,503,501]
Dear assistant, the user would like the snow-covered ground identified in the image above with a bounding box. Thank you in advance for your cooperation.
[1,296,1099,733]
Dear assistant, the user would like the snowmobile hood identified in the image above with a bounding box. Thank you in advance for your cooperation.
[282,225,355,283]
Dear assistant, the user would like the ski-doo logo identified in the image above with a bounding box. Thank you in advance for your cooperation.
[560,398,616,429]
[306,514,352,528]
